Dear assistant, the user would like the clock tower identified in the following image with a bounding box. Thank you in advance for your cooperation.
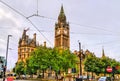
[54,5,70,50]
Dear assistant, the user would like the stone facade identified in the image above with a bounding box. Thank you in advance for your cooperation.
[54,5,70,50]
[17,29,37,62]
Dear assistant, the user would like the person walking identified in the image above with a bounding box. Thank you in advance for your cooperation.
[7,74,14,81]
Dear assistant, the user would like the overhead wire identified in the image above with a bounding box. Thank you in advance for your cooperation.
[0,26,53,33]
[25,1,118,36]
[0,0,53,46]
[71,39,120,48]
[0,26,119,37]
[70,32,119,36]
[69,22,119,35]
[0,0,26,18]
[0,26,118,36]
[28,15,120,36]
[0,26,114,35]
[55,0,119,34]
[88,40,120,46]
[1,0,120,47]
[27,18,53,46]
[26,0,56,21]
[37,0,38,15]
[25,1,118,35]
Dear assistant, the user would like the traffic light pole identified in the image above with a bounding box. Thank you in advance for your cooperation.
[3,35,12,81]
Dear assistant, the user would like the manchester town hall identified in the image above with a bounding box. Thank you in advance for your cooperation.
[16,6,97,78]
[17,5,70,63]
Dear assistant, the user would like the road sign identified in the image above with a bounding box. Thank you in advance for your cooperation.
[106,66,112,73]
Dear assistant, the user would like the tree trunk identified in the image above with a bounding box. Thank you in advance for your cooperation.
[55,72,58,81]
[92,72,93,79]
[30,74,33,78]
[42,70,44,78]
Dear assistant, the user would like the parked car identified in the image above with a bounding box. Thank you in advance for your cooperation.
[98,77,111,81]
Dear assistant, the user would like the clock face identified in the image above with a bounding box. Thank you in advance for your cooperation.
[57,30,60,35]
[64,30,67,34]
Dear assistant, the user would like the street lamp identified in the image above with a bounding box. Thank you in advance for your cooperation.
[78,41,83,81]
[3,35,12,81]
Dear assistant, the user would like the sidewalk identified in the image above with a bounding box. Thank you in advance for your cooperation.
[41,79,56,81]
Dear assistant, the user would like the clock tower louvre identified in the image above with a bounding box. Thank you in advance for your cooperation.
[54,5,70,50]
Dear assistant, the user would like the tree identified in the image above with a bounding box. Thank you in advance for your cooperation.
[26,46,77,79]
[84,53,120,76]
[27,46,50,77]
[15,61,25,78]
[84,53,99,78]
[60,49,77,72]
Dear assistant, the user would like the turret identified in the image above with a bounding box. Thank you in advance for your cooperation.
[33,33,36,42]
[44,41,46,47]
[102,47,105,58]
[22,30,27,40]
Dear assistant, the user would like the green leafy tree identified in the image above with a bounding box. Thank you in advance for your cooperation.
[26,46,77,79]
[60,49,77,72]
[84,53,98,77]
[27,46,50,77]
[84,53,120,76]
[15,61,25,77]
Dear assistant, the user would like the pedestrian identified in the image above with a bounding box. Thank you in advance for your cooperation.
[77,74,80,78]
[7,74,14,81]
[76,74,80,81]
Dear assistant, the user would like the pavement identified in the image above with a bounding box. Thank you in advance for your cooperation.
[0,78,120,81]
[0,78,39,81]
[0,78,58,81]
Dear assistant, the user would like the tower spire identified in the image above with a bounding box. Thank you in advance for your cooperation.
[60,5,64,13]
[58,5,66,23]
[102,47,105,58]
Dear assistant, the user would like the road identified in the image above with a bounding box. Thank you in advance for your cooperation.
[0,79,39,81]
[1,78,120,81]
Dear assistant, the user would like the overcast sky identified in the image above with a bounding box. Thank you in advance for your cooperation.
[0,0,120,70]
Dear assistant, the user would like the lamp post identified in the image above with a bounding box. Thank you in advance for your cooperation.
[3,35,12,81]
[78,41,82,81]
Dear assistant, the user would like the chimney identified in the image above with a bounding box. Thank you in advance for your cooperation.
[33,33,36,42]
[26,35,29,44]
[44,41,46,47]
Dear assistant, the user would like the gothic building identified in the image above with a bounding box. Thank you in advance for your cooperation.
[54,5,70,50]
[17,29,37,62]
